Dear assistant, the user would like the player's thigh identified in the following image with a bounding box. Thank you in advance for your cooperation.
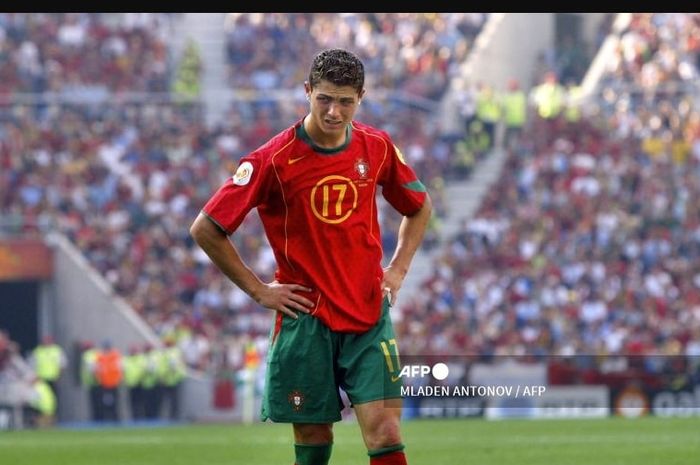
[293,422,334,444]
[338,299,402,404]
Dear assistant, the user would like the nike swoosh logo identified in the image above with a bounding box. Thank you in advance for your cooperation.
[288,156,307,165]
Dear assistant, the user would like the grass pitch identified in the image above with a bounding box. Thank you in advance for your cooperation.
[1,416,698,465]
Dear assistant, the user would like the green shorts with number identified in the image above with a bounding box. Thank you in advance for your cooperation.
[261,298,402,423]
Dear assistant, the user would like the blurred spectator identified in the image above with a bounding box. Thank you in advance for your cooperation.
[123,344,147,421]
[474,82,500,151]
[529,70,566,121]
[94,339,123,422]
[28,335,67,413]
[78,340,100,421]
[141,343,161,419]
[501,78,527,151]
[172,38,202,104]
[24,375,56,428]
[157,336,187,420]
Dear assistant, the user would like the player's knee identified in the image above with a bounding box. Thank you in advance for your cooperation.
[294,423,334,444]
[365,418,402,450]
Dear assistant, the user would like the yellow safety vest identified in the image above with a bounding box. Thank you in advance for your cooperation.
[33,344,63,382]
[565,86,584,122]
[532,83,565,119]
[159,347,187,387]
[81,348,98,387]
[502,91,527,128]
[476,90,501,123]
[123,353,147,388]
[141,350,160,389]
[31,380,57,416]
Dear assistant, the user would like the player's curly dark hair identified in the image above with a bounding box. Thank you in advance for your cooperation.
[308,48,364,93]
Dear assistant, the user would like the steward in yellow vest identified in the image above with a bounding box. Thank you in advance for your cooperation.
[27,377,56,428]
[31,335,67,387]
[530,71,566,120]
[158,338,187,420]
[124,345,147,421]
[79,340,100,421]
[30,335,66,417]
[502,78,527,149]
[475,83,501,150]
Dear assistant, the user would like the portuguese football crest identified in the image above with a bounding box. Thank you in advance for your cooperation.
[288,390,305,412]
[355,159,369,179]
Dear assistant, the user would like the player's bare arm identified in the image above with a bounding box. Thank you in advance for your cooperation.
[382,194,433,306]
[189,212,314,319]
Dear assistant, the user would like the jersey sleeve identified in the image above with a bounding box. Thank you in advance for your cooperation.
[379,142,427,216]
[201,154,270,235]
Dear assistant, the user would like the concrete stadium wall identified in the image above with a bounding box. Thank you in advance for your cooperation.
[45,232,242,424]
[45,232,161,422]
[466,13,555,92]
[465,13,608,91]
[440,13,609,135]
[440,13,555,135]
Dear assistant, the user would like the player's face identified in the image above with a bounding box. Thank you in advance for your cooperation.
[305,80,363,146]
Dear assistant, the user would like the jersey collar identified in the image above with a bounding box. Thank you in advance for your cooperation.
[296,121,352,155]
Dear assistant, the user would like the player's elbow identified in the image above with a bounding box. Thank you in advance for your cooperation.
[189,213,220,247]
[422,193,433,216]
[189,215,204,244]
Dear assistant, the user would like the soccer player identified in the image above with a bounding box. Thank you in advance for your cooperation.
[190,48,432,465]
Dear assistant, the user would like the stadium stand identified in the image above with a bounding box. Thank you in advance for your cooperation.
[396,13,700,391]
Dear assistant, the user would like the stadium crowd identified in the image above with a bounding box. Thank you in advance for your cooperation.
[224,13,487,100]
[0,13,178,96]
[394,14,700,388]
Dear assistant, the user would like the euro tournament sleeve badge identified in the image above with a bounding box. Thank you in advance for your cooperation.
[287,389,305,412]
[232,161,253,186]
[393,144,407,165]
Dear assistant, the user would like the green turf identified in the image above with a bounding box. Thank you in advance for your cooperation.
[1,417,698,465]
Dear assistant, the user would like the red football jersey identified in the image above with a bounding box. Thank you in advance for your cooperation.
[202,119,427,332]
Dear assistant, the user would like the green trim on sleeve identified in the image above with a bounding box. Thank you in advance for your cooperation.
[403,180,427,192]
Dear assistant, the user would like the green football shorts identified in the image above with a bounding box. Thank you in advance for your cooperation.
[261,297,403,423]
